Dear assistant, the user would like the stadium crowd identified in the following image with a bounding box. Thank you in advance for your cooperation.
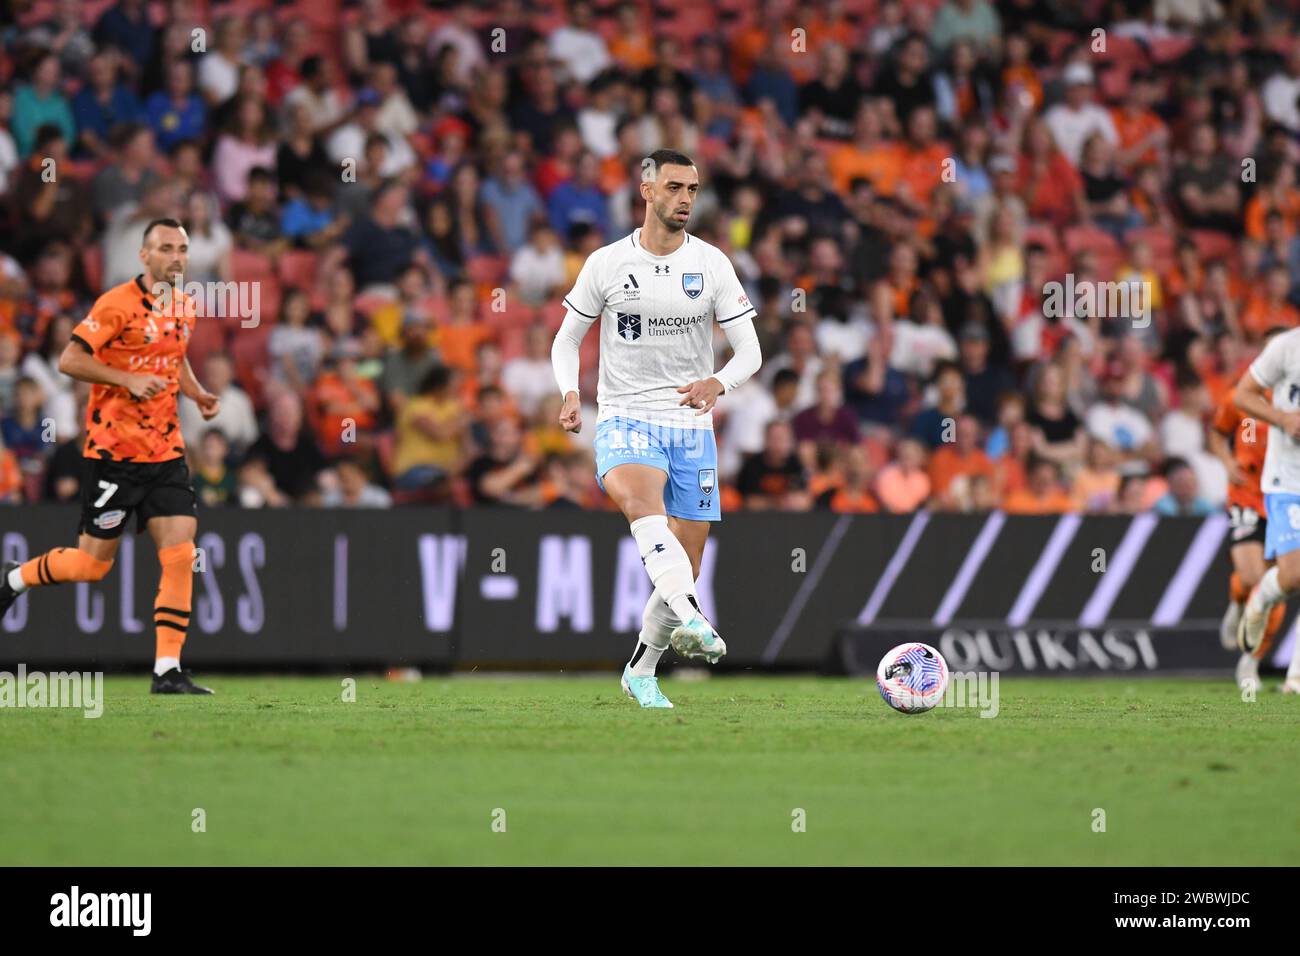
[0,0,1297,514]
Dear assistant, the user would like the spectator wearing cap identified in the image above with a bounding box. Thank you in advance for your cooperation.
[1044,62,1118,168]
[957,321,1013,426]
[145,58,208,154]
[382,310,441,418]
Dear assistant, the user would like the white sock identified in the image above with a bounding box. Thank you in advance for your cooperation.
[1250,567,1288,612]
[8,566,26,593]
[154,656,180,676]
[1288,624,1300,680]
[630,587,675,677]
[629,514,700,625]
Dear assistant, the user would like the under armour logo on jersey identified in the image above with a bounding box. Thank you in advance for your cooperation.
[654,265,670,274]
[616,312,642,341]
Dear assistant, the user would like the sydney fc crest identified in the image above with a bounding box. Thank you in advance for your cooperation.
[616,312,641,341]
[682,273,704,299]
[698,468,715,495]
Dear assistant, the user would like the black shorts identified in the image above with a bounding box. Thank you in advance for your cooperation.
[79,457,198,539]
[1228,504,1267,547]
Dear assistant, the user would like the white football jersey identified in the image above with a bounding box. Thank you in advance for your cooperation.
[1249,327,1300,496]
[562,228,755,429]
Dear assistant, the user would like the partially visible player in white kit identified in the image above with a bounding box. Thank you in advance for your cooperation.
[1234,326,1300,692]
[551,149,763,708]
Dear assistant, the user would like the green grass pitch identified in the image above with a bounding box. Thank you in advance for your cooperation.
[0,675,1295,865]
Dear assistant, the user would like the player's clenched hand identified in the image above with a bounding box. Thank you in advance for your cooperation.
[196,390,221,420]
[677,378,724,415]
[126,374,168,401]
[558,392,582,432]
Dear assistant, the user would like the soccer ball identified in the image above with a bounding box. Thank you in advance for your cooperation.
[876,643,949,714]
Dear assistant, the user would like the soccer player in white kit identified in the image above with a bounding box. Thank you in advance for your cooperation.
[1233,326,1300,692]
[551,149,763,707]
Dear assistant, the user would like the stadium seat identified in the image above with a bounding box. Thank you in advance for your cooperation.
[537,301,569,332]
[277,250,319,291]
[1023,222,1061,254]
[187,316,229,373]
[482,298,537,331]
[498,327,529,362]
[1190,229,1236,264]
[1149,36,1194,63]
[229,323,275,408]
[466,255,508,287]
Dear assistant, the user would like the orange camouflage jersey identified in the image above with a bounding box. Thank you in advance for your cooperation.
[1212,389,1269,514]
[71,275,196,463]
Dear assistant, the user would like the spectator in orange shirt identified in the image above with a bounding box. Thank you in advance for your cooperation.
[1072,437,1122,513]
[928,414,994,510]
[606,4,656,72]
[1244,160,1300,240]
[309,341,380,458]
[0,433,20,503]
[829,100,904,197]
[1002,456,1075,514]
[1019,118,1084,227]
[895,106,949,213]
[1239,264,1300,340]
[436,277,496,372]
[876,437,931,513]
[1111,72,1168,172]
[1000,33,1041,112]
[816,444,880,513]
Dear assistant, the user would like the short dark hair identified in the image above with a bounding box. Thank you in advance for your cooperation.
[772,368,800,390]
[643,148,696,181]
[33,123,64,151]
[142,218,184,244]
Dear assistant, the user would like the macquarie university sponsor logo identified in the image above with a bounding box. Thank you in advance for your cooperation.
[1042,273,1153,328]
[50,886,151,936]
[0,664,103,718]
[647,312,709,336]
[682,272,703,299]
